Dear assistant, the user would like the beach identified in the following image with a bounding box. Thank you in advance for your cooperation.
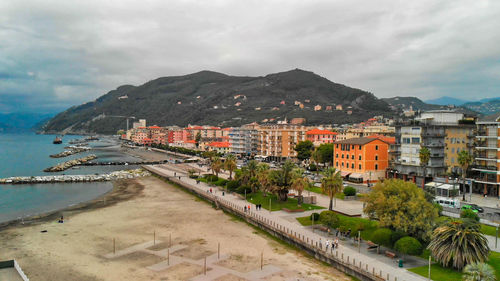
[0,176,349,280]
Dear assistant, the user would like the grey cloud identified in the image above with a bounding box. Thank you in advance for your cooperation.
[0,0,499,114]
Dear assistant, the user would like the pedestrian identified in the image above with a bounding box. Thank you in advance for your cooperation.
[244,206,247,212]
[335,229,339,237]
[248,205,251,211]
[174,172,176,176]
[334,238,339,250]
[222,191,225,196]
[331,240,335,252]
[325,240,329,251]
[210,188,212,193]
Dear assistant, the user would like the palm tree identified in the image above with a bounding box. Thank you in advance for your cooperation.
[247,160,258,178]
[463,262,496,281]
[256,163,271,194]
[225,154,237,179]
[311,148,321,174]
[419,146,430,188]
[291,168,309,205]
[268,160,295,201]
[458,150,473,201]
[211,156,223,178]
[428,220,490,270]
[321,167,343,210]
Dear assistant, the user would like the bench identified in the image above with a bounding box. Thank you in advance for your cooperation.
[366,241,378,250]
[385,251,396,259]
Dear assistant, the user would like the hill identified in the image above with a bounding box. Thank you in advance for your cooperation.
[382,96,445,111]
[41,69,394,134]
[462,99,500,115]
[425,96,468,106]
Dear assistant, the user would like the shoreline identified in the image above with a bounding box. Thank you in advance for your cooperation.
[0,178,144,231]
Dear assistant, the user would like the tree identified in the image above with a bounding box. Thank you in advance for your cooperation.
[211,156,223,178]
[311,148,321,174]
[256,163,271,194]
[371,228,393,253]
[364,179,439,240]
[195,132,202,148]
[458,150,473,200]
[394,237,422,260]
[294,140,314,162]
[419,146,430,187]
[321,167,343,210]
[319,211,339,229]
[268,160,295,201]
[317,143,334,166]
[291,168,309,205]
[428,220,490,270]
[225,154,237,179]
[461,209,480,222]
[463,262,496,281]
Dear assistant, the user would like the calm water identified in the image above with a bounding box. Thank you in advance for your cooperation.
[0,133,143,223]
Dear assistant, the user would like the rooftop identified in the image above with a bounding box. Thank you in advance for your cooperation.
[306,128,337,135]
[334,137,388,145]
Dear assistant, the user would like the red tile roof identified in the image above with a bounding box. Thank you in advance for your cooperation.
[208,141,230,148]
[367,134,395,144]
[185,140,196,143]
[306,128,337,135]
[148,125,161,129]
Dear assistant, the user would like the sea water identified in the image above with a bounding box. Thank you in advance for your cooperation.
[0,133,142,223]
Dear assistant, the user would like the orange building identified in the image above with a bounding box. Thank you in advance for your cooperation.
[333,137,390,184]
[306,128,337,146]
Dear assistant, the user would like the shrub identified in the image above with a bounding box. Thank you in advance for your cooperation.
[319,211,340,228]
[461,209,480,222]
[214,178,228,187]
[394,237,422,256]
[310,212,320,221]
[308,163,317,171]
[204,174,219,182]
[226,180,240,191]
[434,202,443,216]
[343,186,356,196]
[370,228,393,247]
[390,230,408,246]
[236,185,252,195]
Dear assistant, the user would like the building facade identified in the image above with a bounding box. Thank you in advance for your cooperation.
[306,128,337,146]
[257,124,309,161]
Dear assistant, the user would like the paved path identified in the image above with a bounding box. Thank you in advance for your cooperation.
[146,164,427,281]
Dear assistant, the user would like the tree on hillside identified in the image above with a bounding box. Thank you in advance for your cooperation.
[195,132,202,148]
[211,156,223,178]
[428,220,490,270]
[225,154,237,179]
[295,140,314,162]
[268,160,295,201]
[317,143,334,166]
[321,167,343,210]
[419,146,430,187]
[462,262,496,281]
[364,179,439,240]
[291,168,309,205]
[458,150,473,200]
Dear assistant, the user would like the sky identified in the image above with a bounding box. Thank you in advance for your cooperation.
[1,0,499,114]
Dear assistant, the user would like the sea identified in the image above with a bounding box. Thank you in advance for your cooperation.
[0,132,143,223]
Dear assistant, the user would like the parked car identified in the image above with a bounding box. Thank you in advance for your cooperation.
[461,204,484,213]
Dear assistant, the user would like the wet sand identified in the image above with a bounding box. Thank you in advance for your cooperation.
[0,176,349,281]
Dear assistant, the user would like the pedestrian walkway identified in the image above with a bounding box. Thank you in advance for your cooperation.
[145,164,427,281]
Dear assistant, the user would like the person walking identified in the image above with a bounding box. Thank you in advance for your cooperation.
[334,238,339,250]
[325,240,329,251]
[244,206,247,212]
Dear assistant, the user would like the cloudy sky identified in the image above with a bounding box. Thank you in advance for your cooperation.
[1,0,499,114]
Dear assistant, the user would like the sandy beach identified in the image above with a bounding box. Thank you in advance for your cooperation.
[0,176,349,281]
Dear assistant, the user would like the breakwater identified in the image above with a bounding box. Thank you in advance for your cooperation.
[0,169,150,184]
[50,146,91,158]
[79,160,169,166]
[44,155,97,172]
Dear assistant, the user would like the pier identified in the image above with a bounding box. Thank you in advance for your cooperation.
[44,155,97,172]
[0,169,150,184]
[80,160,169,166]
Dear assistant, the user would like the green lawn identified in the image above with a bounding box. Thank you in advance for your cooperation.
[247,192,324,212]
[481,223,499,237]
[296,212,378,239]
[305,186,323,194]
[408,252,500,281]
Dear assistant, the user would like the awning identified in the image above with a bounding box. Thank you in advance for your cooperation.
[341,171,351,177]
[349,173,363,179]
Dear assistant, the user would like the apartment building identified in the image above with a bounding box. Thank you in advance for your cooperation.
[306,128,337,146]
[472,113,500,196]
[228,126,259,156]
[333,137,390,183]
[257,124,309,161]
[388,110,475,187]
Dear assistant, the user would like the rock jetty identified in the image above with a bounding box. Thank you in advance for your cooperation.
[44,155,97,172]
[0,169,151,184]
[50,146,91,158]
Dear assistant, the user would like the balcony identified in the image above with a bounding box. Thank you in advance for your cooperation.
[472,165,498,172]
[423,142,444,148]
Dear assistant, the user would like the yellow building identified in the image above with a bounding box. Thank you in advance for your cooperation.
[444,126,475,174]
[257,124,309,161]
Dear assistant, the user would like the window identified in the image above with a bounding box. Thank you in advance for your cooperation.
[375,145,379,150]
[375,155,378,160]
[403,138,410,144]
[451,148,455,153]
[336,144,339,148]
[411,138,420,144]
[359,145,362,150]
[359,164,361,170]
[352,145,355,149]
[336,162,338,167]
[342,162,344,167]
[375,164,378,170]
[351,163,354,168]
[351,155,354,160]
[359,155,361,160]
[342,154,344,159]
[336,154,338,158]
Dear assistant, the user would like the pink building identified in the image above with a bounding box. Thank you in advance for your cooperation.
[306,128,337,146]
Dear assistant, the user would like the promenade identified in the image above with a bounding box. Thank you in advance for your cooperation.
[145,164,427,281]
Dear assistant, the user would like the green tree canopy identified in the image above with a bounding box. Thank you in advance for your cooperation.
[321,167,343,210]
[224,154,237,179]
[364,179,439,240]
[394,237,423,256]
[317,143,334,165]
[268,160,295,201]
[294,140,314,161]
